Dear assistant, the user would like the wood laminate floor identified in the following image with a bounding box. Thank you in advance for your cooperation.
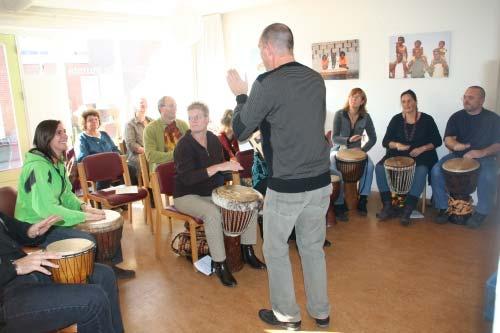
[117,193,498,333]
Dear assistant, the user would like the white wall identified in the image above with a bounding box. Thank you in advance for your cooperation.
[222,0,500,193]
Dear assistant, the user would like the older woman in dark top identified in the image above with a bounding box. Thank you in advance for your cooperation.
[173,102,265,287]
[330,88,377,216]
[376,90,442,226]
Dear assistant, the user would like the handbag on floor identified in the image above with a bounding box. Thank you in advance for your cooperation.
[171,226,209,258]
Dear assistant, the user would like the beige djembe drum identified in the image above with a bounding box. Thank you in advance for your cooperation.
[76,209,123,264]
[442,158,480,224]
[335,149,367,210]
[384,156,416,208]
[47,238,96,284]
[212,185,263,273]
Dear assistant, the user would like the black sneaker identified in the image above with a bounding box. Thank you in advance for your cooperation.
[315,316,330,328]
[466,212,487,229]
[434,209,449,224]
[112,265,136,279]
[258,309,301,331]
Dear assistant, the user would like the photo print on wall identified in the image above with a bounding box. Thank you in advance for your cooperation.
[389,31,451,79]
[312,39,359,80]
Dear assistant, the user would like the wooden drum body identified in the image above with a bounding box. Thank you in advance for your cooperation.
[442,158,480,224]
[47,238,95,284]
[212,185,263,272]
[335,149,367,210]
[327,175,341,227]
[76,210,124,263]
[384,156,415,208]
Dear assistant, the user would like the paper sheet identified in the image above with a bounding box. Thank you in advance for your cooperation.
[194,255,213,276]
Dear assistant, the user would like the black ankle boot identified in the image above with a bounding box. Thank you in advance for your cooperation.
[376,201,397,220]
[400,195,418,226]
[241,245,266,269]
[212,260,237,287]
[357,195,368,216]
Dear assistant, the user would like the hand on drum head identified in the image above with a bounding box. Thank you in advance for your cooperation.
[463,149,485,159]
[13,251,62,275]
[454,142,471,152]
[396,143,411,151]
[82,204,106,216]
[27,215,62,239]
[84,212,106,222]
[409,146,425,157]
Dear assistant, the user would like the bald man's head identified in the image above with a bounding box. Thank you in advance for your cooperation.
[259,23,294,55]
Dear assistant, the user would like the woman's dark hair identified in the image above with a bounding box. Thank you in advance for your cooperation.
[32,119,62,161]
[400,89,417,102]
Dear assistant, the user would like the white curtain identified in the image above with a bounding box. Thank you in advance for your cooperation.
[194,14,227,130]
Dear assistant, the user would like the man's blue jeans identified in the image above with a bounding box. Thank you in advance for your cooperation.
[431,153,497,215]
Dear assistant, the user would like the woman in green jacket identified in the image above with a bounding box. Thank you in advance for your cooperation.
[15,120,135,279]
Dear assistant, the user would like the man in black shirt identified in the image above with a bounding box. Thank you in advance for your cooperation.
[0,212,123,333]
[431,86,500,228]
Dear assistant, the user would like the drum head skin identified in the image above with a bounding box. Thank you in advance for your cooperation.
[76,209,124,233]
[336,149,367,162]
[384,156,415,168]
[212,185,263,211]
[442,158,480,173]
[330,175,341,182]
[46,238,95,256]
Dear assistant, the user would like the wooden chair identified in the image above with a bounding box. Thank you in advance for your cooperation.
[119,140,127,155]
[77,152,152,226]
[150,162,204,269]
[138,153,154,233]
[0,186,78,333]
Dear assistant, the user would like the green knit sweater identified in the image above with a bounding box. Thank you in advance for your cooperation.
[143,118,189,171]
[15,150,85,226]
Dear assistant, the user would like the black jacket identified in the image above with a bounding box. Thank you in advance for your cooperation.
[0,212,46,288]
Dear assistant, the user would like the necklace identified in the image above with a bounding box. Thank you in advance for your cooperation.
[403,112,419,141]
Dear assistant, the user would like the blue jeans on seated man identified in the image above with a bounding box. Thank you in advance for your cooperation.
[330,151,375,204]
[0,264,124,333]
[431,153,497,216]
[375,163,428,202]
[40,226,124,265]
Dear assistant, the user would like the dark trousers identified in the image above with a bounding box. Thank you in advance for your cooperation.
[0,264,123,333]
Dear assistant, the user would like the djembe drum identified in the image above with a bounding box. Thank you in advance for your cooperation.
[47,238,95,284]
[442,158,480,224]
[326,175,341,227]
[335,149,367,210]
[76,209,124,263]
[212,185,263,272]
[384,157,416,208]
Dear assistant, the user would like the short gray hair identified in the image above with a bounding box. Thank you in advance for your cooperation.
[187,102,209,117]
[260,23,294,54]
[468,86,486,99]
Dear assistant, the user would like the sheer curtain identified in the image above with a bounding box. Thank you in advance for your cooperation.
[194,14,229,131]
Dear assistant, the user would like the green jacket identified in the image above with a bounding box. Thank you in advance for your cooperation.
[15,150,85,226]
[143,118,189,172]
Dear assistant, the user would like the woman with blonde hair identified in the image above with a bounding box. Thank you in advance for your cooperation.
[218,109,240,161]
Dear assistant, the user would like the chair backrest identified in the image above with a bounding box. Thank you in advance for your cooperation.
[0,186,17,217]
[139,153,150,188]
[81,152,124,182]
[155,162,176,196]
[236,149,254,179]
[119,140,127,155]
[65,148,81,193]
